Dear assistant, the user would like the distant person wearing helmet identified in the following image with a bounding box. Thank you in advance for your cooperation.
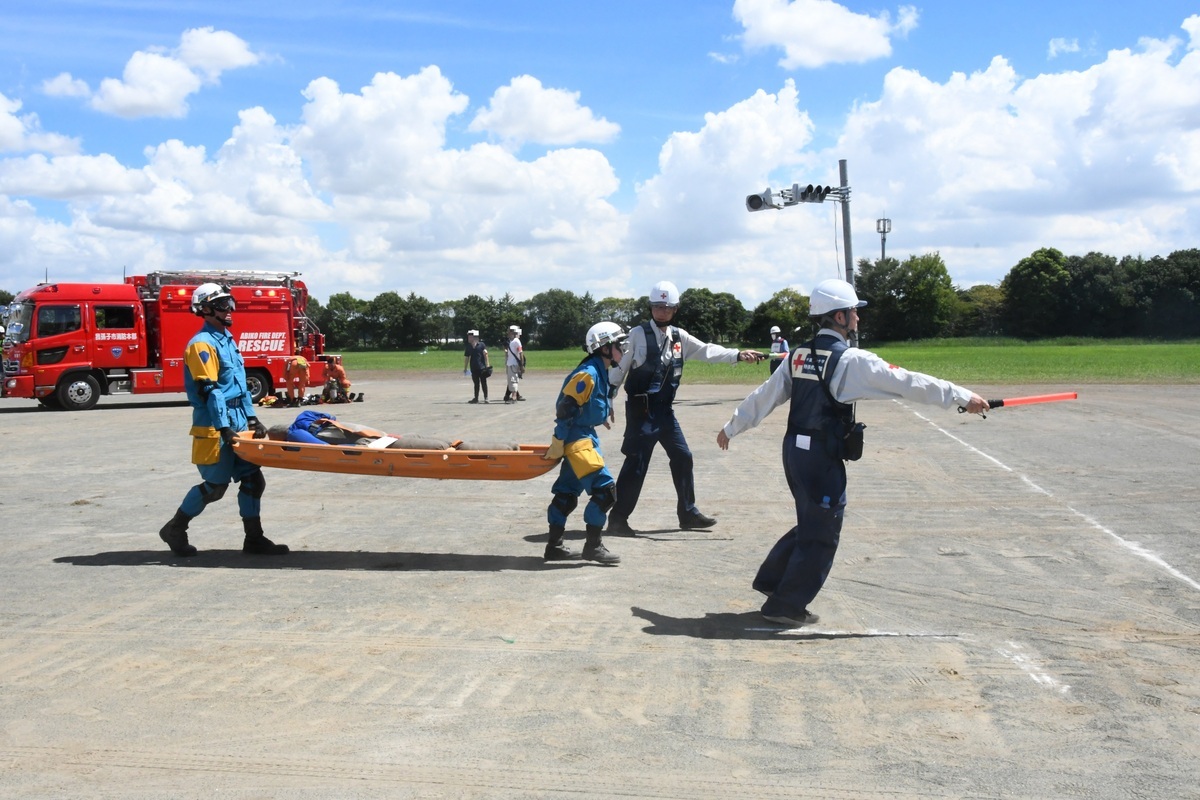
[607,280,765,535]
[157,283,288,557]
[503,325,526,404]
[716,278,989,627]
[541,322,628,564]
[768,325,789,374]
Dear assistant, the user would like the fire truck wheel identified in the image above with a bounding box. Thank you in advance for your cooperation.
[245,369,271,405]
[57,373,101,411]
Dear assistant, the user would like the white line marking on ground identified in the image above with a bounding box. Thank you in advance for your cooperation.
[996,640,1071,694]
[747,628,961,637]
[908,405,1200,593]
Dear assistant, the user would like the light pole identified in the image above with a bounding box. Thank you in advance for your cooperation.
[876,218,891,262]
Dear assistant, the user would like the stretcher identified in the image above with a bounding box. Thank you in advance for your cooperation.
[232,431,557,481]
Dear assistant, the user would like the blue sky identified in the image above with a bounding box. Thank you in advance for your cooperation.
[2,1,1199,307]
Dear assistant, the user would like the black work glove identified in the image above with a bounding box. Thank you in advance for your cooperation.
[247,417,268,439]
[219,427,235,446]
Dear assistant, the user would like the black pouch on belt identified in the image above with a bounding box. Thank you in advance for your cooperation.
[842,422,865,461]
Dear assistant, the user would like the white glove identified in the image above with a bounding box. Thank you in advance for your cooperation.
[543,437,565,461]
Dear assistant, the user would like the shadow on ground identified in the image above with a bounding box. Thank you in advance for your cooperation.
[55,550,560,572]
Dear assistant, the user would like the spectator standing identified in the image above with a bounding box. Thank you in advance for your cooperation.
[462,330,491,404]
[503,325,526,403]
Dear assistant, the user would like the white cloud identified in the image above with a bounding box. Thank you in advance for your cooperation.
[5,18,1200,307]
[177,26,260,82]
[89,28,260,118]
[1184,15,1200,49]
[833,26,1200,285]
[41,73,91,98]
[734,0,919,69]
[1048,37,1080,59]
[469,75,620,147]
[0,152,147,197]
[0,93,80,155]
[630,80,814,252]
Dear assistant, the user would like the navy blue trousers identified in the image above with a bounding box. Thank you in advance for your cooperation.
[611,401,697,521]
[754,437,847,614]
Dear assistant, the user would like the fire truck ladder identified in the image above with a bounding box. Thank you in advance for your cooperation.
[143,270,302,293]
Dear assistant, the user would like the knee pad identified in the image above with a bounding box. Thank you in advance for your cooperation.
[551,493,578,518]
[199,481,228,504]
[592,485,616,513]
[239,470,266,499]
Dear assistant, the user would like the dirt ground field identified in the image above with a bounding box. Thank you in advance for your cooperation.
[1,373,1198,799]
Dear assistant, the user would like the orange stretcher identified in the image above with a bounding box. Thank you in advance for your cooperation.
[232,432,558,481]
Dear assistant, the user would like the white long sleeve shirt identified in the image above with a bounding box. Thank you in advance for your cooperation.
[722,329,974,439]
[609,322,740,391]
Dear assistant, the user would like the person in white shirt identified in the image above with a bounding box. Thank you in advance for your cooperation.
[503,325,526,403]
[716,278,989,627]
[607,280,765,535]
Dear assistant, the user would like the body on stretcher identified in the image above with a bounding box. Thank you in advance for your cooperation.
[233,410,557,481]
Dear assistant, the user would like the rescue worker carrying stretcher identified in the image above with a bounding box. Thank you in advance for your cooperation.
[541,322,628,565]
[157,283,288,557]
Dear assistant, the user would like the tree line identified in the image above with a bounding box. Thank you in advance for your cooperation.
[304,247,1199,349]
[3,247,1196,349]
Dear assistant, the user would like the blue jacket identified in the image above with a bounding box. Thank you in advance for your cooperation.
[554,355,613,445]
[184,322,254,433]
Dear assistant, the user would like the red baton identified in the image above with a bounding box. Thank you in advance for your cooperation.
[959,391,1077,415]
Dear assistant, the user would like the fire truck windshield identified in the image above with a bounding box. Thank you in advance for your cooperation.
[2,303,32,344]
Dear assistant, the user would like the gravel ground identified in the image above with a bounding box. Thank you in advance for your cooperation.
[1,374,1197,799]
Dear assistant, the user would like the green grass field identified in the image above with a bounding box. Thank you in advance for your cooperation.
[338,339,1200,385]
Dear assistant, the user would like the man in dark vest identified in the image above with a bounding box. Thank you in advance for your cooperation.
[717,278,990,627]
[607,280,765,535]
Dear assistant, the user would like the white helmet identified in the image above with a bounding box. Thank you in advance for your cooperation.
[508,325,522,335]
[650,280,680,307]
[191,283,234,315]
[769,325,781,335]
[585,321,627,354]
[809,279,867,317]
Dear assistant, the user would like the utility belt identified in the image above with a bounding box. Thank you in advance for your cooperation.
[627,391,672,415]
[792,421,865,462]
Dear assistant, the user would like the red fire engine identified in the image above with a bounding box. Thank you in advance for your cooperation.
[1,270,336,411]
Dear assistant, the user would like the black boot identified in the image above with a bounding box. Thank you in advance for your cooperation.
[582,524,620,565]
[242,517,289,555]
[544,524,579,561]
[159,509,197,556]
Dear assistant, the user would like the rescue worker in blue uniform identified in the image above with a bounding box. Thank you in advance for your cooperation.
[542,322,627,565]
[717,279,990,626]
[606,280,764,535]
[158,283,288,557]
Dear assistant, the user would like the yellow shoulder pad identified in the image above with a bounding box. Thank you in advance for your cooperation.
[562,370,595,405]
[185,341,221,383]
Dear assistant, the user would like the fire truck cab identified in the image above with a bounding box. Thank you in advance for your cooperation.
[1,270,333,411]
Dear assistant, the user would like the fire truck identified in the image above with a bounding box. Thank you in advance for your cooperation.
[1,270,336,411]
